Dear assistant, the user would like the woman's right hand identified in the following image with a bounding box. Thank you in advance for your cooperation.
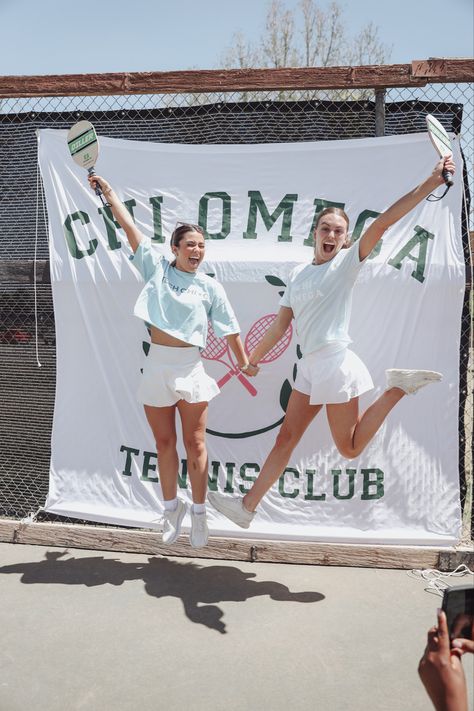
[87,174,112,196]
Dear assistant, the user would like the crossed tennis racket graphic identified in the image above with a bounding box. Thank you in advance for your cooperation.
[202,314,293,397]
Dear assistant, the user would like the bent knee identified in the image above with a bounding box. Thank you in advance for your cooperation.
[336,442,360,459]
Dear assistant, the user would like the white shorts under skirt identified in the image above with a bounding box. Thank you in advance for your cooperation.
[294,343,374,405]
[137,344,220,407]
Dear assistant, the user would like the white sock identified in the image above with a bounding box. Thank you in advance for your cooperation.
[192,503,206,514]
[163,498,178,512]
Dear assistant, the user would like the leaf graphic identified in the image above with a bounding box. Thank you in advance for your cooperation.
[142,341,150,356]
[265,275,286,287]
[279,378,293,412]
[296,344,303,360]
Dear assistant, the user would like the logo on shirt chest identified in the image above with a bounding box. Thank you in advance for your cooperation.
[292,284,324,304]
[162,275,208,301]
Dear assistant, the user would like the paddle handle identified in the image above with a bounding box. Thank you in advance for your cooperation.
[87,167,110,206]
[442,167,454,187]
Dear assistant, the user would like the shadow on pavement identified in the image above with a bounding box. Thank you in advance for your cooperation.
[0,550,325,634]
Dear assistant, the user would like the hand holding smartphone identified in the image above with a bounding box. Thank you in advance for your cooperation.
[442,585,474,642]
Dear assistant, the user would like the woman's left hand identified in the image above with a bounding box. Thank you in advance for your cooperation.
[432,155,456,185]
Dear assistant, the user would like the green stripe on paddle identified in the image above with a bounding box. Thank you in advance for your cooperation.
[427,121,451,153]
[68,129,97,156]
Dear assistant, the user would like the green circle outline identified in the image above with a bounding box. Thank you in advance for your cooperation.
[206,415,284,439]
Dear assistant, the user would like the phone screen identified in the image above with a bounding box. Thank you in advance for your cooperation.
[442,586,474,641]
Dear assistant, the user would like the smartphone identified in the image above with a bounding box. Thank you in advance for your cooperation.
[442,585,474,641]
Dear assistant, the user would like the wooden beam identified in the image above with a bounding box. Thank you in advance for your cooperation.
[0,59,472,99]
[1,519,472,570]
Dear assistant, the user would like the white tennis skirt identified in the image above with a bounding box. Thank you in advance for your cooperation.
[137,344,220,407]
[294,343,374,405]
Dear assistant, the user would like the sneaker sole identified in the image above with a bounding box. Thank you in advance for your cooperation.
[190,535,209,549]
[387,369,442,380]
[386,370,442,392]
[208,494,252,529]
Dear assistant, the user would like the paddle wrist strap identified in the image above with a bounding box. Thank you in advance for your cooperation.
[426,185,451,202]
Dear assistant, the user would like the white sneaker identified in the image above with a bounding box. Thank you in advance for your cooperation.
[190,510,209,549]
[208,492,255,529]
[161,499,186,544]
[386,369,442,395]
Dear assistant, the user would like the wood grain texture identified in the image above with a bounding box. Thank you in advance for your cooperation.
[1,60,472,98]
[1,520,472,570]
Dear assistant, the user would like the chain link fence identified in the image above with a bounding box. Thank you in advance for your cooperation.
[0,66,472,541]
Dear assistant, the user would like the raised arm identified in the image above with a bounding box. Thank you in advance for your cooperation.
[248,306,294,366]
[87,175,144,253]
[359,156,456,261]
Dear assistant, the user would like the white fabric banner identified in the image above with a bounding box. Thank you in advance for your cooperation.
[38,128,465,545]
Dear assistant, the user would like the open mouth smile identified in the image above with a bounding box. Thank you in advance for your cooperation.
[323,241,336,254]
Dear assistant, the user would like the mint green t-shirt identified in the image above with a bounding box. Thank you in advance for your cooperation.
[279,243,365,356]
[130,238,239,348]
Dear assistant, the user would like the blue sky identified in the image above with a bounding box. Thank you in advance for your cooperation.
[0,0,472,75]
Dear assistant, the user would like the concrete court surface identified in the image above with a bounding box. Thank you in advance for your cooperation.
[0,542,472,711]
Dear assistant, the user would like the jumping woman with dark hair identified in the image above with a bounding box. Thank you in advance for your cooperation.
[88,175,257,547]
[208,156,456,529]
